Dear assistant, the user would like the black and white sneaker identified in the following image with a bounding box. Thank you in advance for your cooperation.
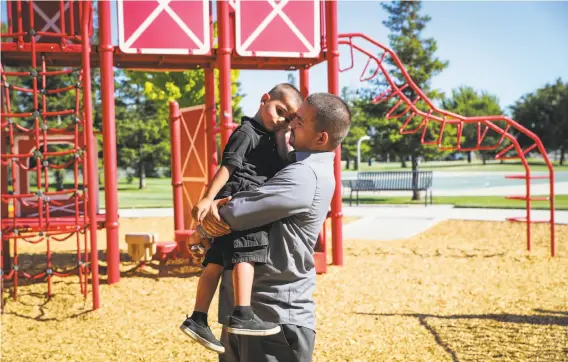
[226,313,281,336]
[179,316,225,354]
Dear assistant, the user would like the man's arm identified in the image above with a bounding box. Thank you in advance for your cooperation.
[219,163,317,231]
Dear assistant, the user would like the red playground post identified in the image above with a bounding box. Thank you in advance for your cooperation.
[325,0,344,267]
[99,0,120,285]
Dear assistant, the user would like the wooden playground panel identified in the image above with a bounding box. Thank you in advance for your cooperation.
[1,220,567,362]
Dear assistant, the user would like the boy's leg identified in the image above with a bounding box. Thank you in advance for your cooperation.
[232,261,254,307]
[194,263,224,313]
[180,242,226,354]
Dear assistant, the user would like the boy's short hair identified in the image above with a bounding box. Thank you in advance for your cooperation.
[306,93,352,149]
[268,83,304,109]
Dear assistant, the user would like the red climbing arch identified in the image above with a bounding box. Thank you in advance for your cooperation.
[338,33,556,256]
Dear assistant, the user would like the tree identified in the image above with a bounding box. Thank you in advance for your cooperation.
[115,76,170,189]
[358,0,449,199]
[341,87,375,170]
[117,67,244,188]
[441,86,504,164]
[511,78,568,165]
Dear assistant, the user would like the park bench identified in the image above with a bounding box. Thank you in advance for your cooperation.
[342,171,434,206]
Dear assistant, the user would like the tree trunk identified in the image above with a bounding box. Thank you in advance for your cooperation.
[346,158,351,170]
[482,153,487,165]
[561,148,565,166]
[55,170,64,191]
[138,161,146,189]
[400,154,407,168]
[467,151,472,163]
[411,153,420,201]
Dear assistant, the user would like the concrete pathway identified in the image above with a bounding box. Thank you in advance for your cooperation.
[341,205,567,240]
[118,204,567,241]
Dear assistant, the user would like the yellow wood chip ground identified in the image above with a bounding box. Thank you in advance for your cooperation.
[2,219,567,361]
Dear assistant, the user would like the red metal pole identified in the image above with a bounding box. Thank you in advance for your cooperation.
[81,2,99,310]
[217,0,233,150]
[205,69,218,181]
[98,0,120,285]
[550,170,555,257]
[169,101,184,231]
[205,2,218,182]
[299,68,310,98]
[326,0,343,266]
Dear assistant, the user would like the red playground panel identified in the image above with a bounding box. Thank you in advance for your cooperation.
[178,105,209,231]
[8,0,88,44]
[117,0,211,55]
[235,0,321,58]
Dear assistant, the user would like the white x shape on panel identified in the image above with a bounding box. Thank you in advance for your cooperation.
[31,0,71,42]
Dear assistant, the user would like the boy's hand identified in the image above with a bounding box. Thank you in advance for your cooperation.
[192,198,213,223]
[275,124,294,162]
[202,197,232,237]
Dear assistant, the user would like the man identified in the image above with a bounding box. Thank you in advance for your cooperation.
[202,92,352,362]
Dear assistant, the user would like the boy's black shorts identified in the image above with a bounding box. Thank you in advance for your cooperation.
[202,225,270,269]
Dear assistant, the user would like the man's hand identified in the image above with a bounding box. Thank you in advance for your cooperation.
[201,197,232,237]
[192,198,213,223]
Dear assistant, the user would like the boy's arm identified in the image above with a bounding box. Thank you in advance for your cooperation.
[217,163,317,231]
[192,128,252,222]
[192,165,235,222]
[202,165,234,200]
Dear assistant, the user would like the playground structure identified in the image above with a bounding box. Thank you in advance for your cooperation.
[0,0,556,313]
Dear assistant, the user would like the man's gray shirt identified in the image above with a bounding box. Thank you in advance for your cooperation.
[217,151,336,332]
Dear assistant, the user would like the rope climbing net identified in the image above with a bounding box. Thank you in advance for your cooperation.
[0,0,102,307]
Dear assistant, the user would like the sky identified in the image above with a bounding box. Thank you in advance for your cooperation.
[232,0,568,117]
[3,1,567,118]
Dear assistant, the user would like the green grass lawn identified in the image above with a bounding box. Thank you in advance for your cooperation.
[100,178,173,209]
[342,194,568,210]
[99,177,567,210]
[349,159,568,173]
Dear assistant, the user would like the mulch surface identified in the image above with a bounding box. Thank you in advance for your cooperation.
[2,219,567,361]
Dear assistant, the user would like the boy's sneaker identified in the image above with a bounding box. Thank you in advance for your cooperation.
[180,316,225,354]
[226,313,281,336]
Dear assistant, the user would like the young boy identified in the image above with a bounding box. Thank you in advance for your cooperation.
[179,83,303,354]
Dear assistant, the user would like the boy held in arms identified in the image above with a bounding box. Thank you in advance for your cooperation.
[180,83,303,354]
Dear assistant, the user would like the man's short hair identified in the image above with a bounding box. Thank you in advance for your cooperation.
[306,93,352,149]
[268,83,304,109]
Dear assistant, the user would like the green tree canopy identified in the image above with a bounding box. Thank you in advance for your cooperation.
[356,0,449,199]
[441,86,504,163]
[511,78,568,165]
[117,67,243,188]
